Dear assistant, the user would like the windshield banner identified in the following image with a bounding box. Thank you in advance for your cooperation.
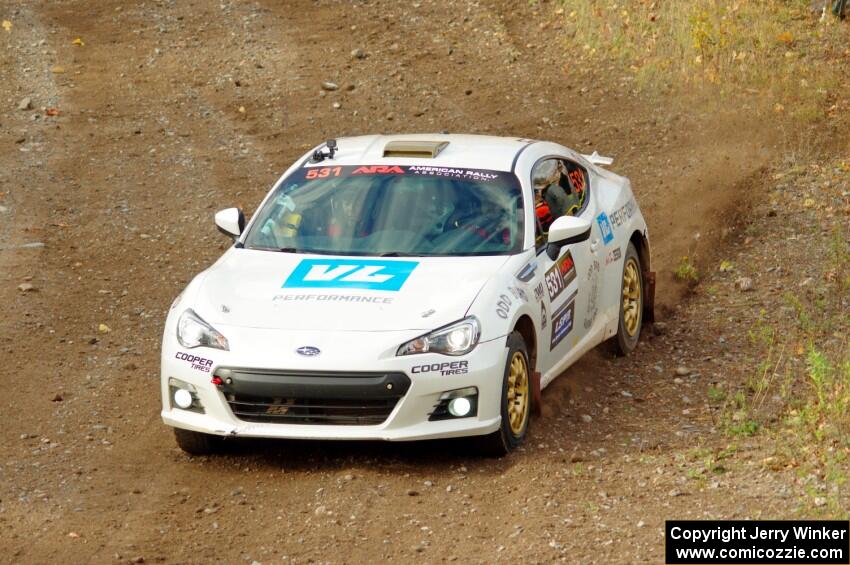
[297,164,515,184]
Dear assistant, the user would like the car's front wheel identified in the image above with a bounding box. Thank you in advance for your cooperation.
[611,241,644,356]
[479,332,531,457]
[173,427,223,455]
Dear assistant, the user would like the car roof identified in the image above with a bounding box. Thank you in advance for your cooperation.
[310,134,535,172]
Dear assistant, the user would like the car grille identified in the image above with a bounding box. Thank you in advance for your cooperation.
[226,395,400,425]
[214,368,410,426]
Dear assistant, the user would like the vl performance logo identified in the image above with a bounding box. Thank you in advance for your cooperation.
[283,259,418,291]
[596,212,614,245]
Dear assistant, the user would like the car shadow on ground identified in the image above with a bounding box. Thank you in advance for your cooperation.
[208,434,517,474]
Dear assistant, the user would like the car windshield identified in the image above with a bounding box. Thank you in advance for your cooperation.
[243,164,524,256]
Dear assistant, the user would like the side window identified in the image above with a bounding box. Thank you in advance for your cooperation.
[532,158,589,248]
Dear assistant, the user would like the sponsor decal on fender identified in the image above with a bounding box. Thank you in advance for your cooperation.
[533,281,545,302]
[583,260,601,330]
[609,197,636,227]
[515,261,537,283]
[507,285,527,302]
[175,351,214,373]
[605,247,622,266]
[550,291,577,350]
[495,293,513,319]
[596,212,614,245]
[411,360,469,376]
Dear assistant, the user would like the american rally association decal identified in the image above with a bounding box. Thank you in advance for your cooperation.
[301,165,509,183]
[544,250,577,302]
[550,291,577,350]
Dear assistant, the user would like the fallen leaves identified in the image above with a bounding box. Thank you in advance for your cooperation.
[2,20,11,32]
[72,37,84,46]
[98,323,111,334]
[46,108,60,116]
[776,31,794,46]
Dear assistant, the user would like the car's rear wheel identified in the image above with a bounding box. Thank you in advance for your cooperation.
[611,242,643,356]
[479,332,531,457]
[173,427,223,455]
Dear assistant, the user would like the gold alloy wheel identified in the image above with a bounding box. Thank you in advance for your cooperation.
[506,351,529,435]
[622,257,642,337]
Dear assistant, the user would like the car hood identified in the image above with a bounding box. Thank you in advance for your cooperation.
[194,249,509,332]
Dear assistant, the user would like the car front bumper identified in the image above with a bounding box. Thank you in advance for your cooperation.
[161,327,507,441]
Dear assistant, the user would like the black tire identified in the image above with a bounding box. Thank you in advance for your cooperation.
[479,332,532,457]
[173,427,223,455]
[610,242,644,356]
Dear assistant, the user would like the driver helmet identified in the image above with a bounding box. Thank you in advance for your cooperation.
[532,159,563,193]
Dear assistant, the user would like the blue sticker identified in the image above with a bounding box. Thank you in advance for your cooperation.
[596,212,614,245]
[549,297,576,350]
[283,259,418,291]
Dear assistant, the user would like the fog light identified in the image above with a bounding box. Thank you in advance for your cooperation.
[173,388,193,409]
[429,387,478,421]
[449,397,472,417]
[168,377,205,414]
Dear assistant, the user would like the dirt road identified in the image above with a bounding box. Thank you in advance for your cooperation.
[0,1,809,563]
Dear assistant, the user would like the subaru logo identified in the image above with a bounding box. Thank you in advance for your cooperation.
[296,346,321,357]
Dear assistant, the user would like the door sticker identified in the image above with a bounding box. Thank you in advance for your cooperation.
[550,291,577,350]
[544,250,577,302]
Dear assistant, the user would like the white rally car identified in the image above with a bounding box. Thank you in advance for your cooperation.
[161,134,654,456]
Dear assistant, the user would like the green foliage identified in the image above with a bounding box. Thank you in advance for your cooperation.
[707,386,726,403]
[556,0,850,121]
[727,419,759,437]
[674,255,699,283]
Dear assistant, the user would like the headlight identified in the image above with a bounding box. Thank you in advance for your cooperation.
[176,309,229,350]
[397,317,480,357]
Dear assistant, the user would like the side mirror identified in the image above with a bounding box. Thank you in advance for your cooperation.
[546,216,591,260]
[214,207,245,239]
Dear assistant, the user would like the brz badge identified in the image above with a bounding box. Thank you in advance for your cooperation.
[296,346,321,357]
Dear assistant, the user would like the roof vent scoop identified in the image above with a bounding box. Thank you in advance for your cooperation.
[383,140,449,158]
